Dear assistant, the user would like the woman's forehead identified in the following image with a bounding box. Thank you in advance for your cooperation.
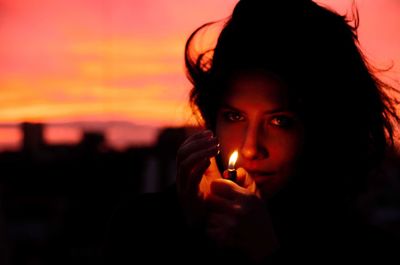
[222,75,290,111]
[225,72,290,105]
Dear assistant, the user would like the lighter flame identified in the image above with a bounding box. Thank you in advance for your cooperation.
[228,150,238,170]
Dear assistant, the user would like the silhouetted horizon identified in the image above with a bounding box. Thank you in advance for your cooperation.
[0,120,190,152]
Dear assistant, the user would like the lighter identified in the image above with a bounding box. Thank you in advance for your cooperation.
[227,150,238,182]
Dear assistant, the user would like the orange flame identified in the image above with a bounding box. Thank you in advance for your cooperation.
[228,150,238,170]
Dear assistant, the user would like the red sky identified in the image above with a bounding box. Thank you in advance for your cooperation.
[0,0,399,149]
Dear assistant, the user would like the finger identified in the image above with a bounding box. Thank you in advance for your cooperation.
[177,135,218,164]
[177,155,208,195]
[207,212,236,228]
[235,168,256,188]
[204,157,222,179]
[210,179,245,201]
[180,144,219,178]
[222,168,259,195]
[199,157,223,198]
[179,130,214,155]
[182,130,213,144]
[178,146,219,198]
[236,168,260,197]
[188,158,211,195]
[205,193,240,215]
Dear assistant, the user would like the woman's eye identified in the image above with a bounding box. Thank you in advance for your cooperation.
[270,116,293,128]
[223,111,244,122]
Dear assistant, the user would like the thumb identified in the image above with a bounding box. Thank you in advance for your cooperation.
[223,167,260,197]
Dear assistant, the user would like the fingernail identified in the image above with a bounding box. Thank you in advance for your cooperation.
[207,136,218,143]
[203,130,213,138]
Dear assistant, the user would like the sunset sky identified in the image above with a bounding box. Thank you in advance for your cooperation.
[0,0,399,149]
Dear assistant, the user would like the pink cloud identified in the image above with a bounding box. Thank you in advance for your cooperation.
[0,0,398,142]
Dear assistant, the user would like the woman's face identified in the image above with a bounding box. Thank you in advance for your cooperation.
[216,73,304,199]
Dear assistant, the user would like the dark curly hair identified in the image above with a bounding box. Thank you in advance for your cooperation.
[185,0,399,203]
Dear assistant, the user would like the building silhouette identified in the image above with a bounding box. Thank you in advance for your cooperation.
[0,122,398,264]
[0,122,200,265]
[21,122,45,155]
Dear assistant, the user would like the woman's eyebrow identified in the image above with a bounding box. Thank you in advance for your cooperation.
[219,103,241,112]
[220,103,290,114]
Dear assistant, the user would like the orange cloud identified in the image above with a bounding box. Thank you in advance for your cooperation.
[0,0,398,150]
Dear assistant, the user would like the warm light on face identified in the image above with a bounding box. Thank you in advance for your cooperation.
[216,73,305,198]
[228,150,238,170]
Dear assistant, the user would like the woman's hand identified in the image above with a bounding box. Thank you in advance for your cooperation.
[176,130,220,227]
[205,168,279,262]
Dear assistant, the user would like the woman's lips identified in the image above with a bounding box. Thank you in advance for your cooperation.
[247,170,275,179]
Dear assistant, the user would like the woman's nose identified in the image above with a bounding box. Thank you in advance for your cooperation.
[240,124,268,160]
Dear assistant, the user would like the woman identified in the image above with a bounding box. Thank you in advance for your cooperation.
[102,1,399,263]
